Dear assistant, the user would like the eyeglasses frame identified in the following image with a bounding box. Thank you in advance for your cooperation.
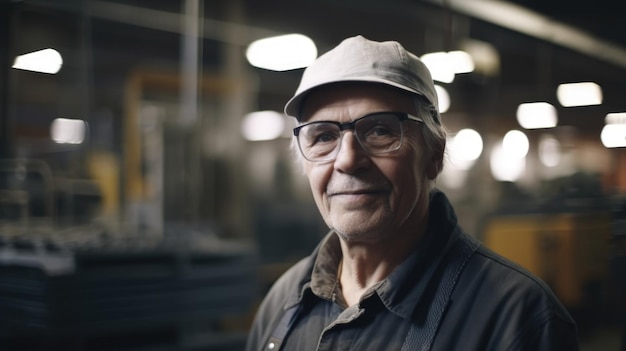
[292,111,424,162]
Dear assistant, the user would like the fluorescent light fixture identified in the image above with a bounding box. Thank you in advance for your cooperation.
[241,111,285,141]
[538,135,561,167]
[246,34,317,71]
[605,112,626,125]
[453,129,483,161]
[461,39,500,76]
[447,50,475,74]
[421,50,474,83]
[516,102,558,129]
[490,143,525,182]
[447,128,483,170]
[599,112,626,148]
[434,85,450,113]
[502,130,529,158]
[13,48,63,74]
[600,124,626,148]
[556,82,602,107]
[51,118,87,144]
[420,52,455,83]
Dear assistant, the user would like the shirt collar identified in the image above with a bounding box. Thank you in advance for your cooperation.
[310,233,342,301]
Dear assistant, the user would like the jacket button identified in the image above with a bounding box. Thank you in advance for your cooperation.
[268,342,276,350]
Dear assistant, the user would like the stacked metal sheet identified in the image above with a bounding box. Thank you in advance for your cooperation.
[0,223,258,350]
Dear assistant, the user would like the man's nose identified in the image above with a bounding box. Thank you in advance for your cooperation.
[333,131,370,172]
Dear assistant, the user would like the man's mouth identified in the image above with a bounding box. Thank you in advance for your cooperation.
[329,189,384,196]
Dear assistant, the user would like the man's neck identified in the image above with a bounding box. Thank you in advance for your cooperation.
[337,218,427,306]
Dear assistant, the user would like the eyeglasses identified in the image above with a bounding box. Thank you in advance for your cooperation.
[293,112,423,162]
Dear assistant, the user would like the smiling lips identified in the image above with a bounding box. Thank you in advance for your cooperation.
[326,177,390,198]
[327,187,389,203]
[327,183,389,196]
[329,189,384,196]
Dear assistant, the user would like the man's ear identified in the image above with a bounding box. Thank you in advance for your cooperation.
[426,151,444,180]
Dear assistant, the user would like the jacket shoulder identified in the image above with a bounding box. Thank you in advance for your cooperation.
[245,255,314,351]
[471,243,574,319]
[440,240,579,350]
[265,256,314,306]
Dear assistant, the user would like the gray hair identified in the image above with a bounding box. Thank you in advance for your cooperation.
[413,97,447,188]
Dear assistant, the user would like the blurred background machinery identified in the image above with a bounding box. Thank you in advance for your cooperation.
[482,175,625,340]
[0,221,258,351]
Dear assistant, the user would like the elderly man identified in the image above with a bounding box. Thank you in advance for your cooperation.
[246,35,579,351]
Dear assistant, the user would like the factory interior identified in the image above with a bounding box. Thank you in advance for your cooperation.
[0,0,625,349]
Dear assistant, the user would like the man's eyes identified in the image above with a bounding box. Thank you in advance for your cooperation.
[311,131,339,144]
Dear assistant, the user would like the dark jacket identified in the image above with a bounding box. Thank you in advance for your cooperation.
[246,190,579,351]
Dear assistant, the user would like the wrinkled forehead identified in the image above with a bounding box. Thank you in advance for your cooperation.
[299,82,418,123]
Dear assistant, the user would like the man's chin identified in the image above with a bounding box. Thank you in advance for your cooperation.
[331,222,388,245]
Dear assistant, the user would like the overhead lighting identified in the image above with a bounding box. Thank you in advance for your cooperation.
[490,143,525,182]
[491,130,529,181]
[434,85,450,113]
[421,50,475,83]
[460,39,500,76]
[246,34,317,71]
[13,48,63,74]
[538,135,561,167]
[447,128,483,170]
[241,111,286,141]
[502,130,529,158]
[601,112,626,148]
[51,118,87,144]
[516,102,558,129]
[605,112,626,125]
[600,124,626,148]
[447,51,475,74]
[422,54,455,83]
[556,82,602,107]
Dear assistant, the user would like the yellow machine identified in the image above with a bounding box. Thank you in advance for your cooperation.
[483,212,612,309]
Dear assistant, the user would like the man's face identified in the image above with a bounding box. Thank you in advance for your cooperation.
[299,84,434,244]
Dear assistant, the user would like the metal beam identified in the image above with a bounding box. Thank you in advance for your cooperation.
[89,0,281,46]
[424,0,626,69]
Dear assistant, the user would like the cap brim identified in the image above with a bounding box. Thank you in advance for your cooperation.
[284,77,428,120]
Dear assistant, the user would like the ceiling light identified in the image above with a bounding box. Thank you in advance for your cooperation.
[452,129,483,161]
[502,130,529,158]
[420,52,455,83]
[600,112,626,148]
[51,118,87,144]
[460,39,500,76]
[516,102,558,129]
[241,111,285,141]
[13,48,63,74]
[538,135,561,167]
[490,143,525,182]
[447,128,483,170]
[246,34,317,71]
[447,50,475,74]
[556,82,602,107]
[605,112,626,125]
[421,50,475,83]
[600,124,626,148]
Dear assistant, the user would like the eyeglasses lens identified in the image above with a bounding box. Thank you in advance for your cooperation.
[297,113,404,162]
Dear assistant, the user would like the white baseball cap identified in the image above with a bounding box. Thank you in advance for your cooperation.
[284,35,440,123]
